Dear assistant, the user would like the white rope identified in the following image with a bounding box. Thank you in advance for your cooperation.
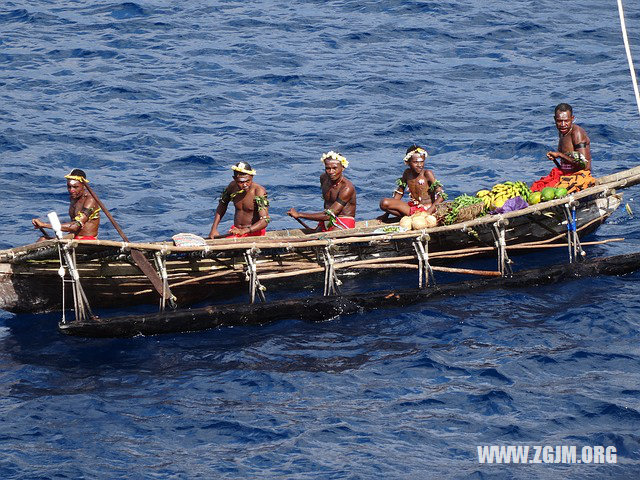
[617,0,640,117]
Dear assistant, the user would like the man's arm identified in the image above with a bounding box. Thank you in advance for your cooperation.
[287,208,330,222]
[573,129,591,170]
[426,171,445,214]
[393,172,408,200]
[546,128,591,170]
[288,183,354,222]
[32,198,99,234]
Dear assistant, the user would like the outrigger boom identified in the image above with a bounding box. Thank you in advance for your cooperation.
[59,251,640,338]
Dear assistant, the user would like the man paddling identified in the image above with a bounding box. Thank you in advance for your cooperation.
[287,151,356,231]
[532,103,593,191]
[378,144,446,218]
[31,169,101,242]
[208,162,271,238]
[547,103,592,173]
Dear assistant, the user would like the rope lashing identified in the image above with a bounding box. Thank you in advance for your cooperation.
[412,234,435,288]
[244,248,266,303]
[563,201,585,263]
[492,220,513,276]
[322,244,342,296]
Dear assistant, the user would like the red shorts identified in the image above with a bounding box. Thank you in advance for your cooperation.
[318,216,356,232]
[408,202,429,215]
[74,235,97,240]
[228,227,266,238]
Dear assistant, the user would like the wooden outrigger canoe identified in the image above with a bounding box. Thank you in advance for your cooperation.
[1,165,639,315]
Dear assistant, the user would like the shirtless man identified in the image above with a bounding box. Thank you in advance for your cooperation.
[378,145,446,218]
[546,103,592,173]
[31,169,101,242]
[208,162,270,238]
[287,151,356,231]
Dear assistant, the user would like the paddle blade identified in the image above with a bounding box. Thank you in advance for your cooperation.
[47,211,64,239]
[130,249,169,299]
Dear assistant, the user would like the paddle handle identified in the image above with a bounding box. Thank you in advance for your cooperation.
[81,181,130,243]
[38,226,53,239]
[290,215,313,230]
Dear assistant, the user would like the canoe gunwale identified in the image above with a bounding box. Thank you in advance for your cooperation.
[0,181,630,263]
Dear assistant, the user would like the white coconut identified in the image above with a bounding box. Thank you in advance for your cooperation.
[411,215,427,230]
[423,215,438,228]
[399,216,413,230]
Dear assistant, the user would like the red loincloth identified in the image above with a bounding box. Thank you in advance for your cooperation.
[408,201,429,215]
[228,227,266,238]
[531,167,564,192]
[318,216,356,232]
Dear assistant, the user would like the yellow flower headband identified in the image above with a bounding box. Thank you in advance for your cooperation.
[64,174,89,183]
[320,151,349,169]
[403,147,428,163]
[231,162,256,175]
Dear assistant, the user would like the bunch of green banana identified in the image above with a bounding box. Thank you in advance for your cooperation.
[444,194,484,225]
[476,181,532,209]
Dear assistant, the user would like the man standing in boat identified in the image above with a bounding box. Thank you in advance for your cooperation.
[208,162,270,238]
[287,151,356,231]
[31,169,101,242]
[532,103,593,191]
[378,145,446,219]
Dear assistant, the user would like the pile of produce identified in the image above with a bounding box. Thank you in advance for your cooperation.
[528,187,568,205]
[443,194,484,225]
[399,210,439,230]
[476,181,532,210]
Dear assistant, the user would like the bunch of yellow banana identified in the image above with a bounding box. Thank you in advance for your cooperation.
[476,181,532,209]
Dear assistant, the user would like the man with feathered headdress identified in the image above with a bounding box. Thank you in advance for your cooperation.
[208,162,270,238]
[287,151,356,231]
[31,169,101,242]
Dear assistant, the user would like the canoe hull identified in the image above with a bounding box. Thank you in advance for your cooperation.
[0,193,622,314]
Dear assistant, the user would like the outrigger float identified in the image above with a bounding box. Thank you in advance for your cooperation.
[1,165,639,337]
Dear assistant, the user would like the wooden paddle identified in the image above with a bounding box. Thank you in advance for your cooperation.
[38,227,53,239]
[548,153,562,169]
[287,213,313,230]
[80,180,174,304]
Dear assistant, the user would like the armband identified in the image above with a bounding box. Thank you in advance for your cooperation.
[434,191,449,200]
[255,195,270,210]
[429,179,444,192]
[220,188,231,204]
[73,213,85,227]
[324,209,336,219]
[574,142,588,150]
[260,215,271,224]
[336,197,347,206]
[570,151,587,168]
[396,178,407,189]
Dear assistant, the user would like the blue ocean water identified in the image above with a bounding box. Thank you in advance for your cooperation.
[1,0,640,477]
